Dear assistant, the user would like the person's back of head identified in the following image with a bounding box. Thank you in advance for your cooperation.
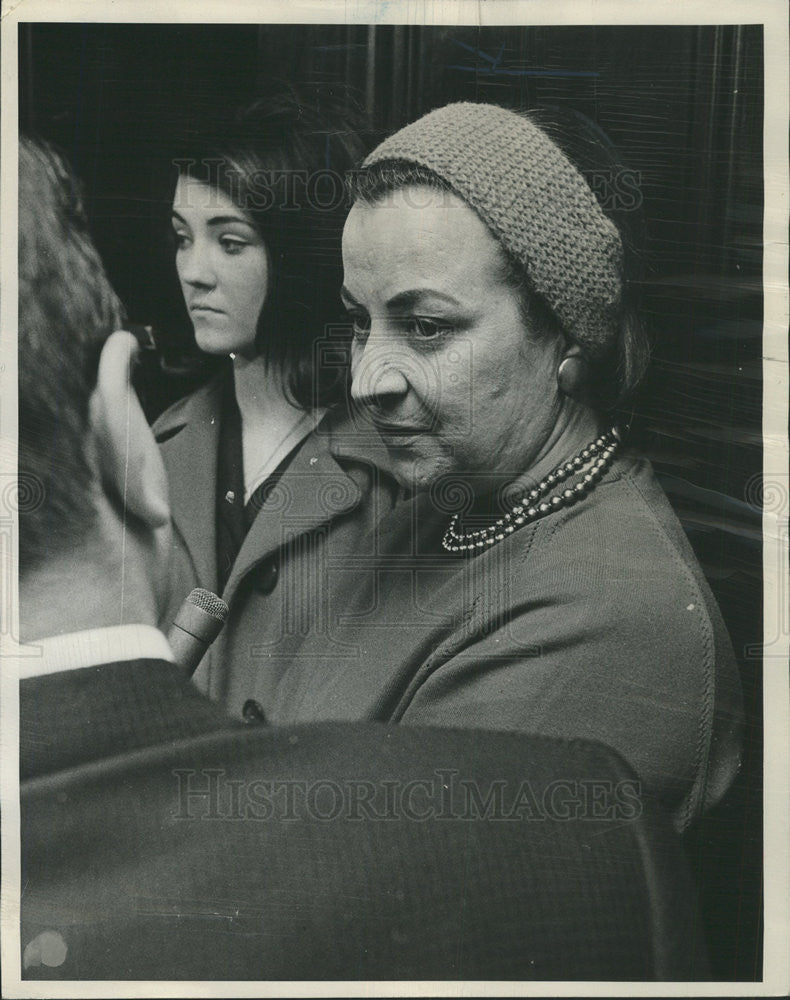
[18,137,126,575]
[19,137,171,640]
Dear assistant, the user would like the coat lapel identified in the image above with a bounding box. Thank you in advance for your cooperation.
[156,379,224,592]
[221,422,365,607]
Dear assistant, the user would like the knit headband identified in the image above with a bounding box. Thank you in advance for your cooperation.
[361,102,624,358]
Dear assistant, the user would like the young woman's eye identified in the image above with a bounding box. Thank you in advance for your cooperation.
[172,231,190,251]
[405,317,452,340]
[220,237,247,255]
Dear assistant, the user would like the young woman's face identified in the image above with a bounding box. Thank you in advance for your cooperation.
[171,175,269,357]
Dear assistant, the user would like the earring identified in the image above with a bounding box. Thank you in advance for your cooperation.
[557,346,590,400]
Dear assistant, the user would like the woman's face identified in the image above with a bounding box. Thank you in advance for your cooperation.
[341,185,565,493]
[171,175,269,357]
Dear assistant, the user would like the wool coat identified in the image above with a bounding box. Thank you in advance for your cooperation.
[155,385,742,832]
[153,375,401,689]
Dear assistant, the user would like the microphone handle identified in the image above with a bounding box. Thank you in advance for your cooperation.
[167,624,211,675]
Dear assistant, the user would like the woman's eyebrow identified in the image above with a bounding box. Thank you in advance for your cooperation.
[340,287,465,310]
[206,214,256,228]
[170,209,255,228]
[386,289,462,310]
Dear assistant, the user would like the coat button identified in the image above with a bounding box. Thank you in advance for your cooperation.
[242,699,266,725]
[254,559,279,594]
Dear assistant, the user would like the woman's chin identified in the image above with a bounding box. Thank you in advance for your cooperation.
[194,329,254,357]
[386,450,448,495]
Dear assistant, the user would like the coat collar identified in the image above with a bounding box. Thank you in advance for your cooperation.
[157,377,398,605]
[155,375,225,592]
[221,411,391,605]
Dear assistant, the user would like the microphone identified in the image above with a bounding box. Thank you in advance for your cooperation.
[167,588,229,674]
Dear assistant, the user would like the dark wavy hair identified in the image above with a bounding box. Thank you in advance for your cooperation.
[172,86,368,408]
[347,107,650,411]
[19,136,126,572]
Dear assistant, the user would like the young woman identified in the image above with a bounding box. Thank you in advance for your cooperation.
[154,92,397,707]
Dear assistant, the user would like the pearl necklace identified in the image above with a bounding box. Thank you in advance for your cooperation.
[442,427,621,554]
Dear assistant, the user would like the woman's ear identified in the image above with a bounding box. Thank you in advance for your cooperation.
[88,330,170,529]
[557,344,593,403]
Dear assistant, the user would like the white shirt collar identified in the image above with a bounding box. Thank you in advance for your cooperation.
[18,624,174,680]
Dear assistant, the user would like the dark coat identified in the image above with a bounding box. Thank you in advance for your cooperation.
[20,656,709,980]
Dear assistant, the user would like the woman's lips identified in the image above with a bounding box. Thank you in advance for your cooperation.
[373,423,428,446]
[190,304,225,314]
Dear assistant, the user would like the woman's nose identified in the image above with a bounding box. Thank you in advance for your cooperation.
[177,244,215,289]
[350,340,410,409]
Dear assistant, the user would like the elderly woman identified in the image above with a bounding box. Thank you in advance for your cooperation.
[212,102,742,832]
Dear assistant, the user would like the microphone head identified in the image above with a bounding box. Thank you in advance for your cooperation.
[186,588,229,623]
[167,589,229,674]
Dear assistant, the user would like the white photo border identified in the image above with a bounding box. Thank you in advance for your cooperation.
[2,1,787,997]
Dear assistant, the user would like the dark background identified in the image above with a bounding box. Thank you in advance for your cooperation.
[19,22,764,980]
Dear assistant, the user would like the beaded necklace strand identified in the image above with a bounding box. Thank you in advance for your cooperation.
[442,426,621,554]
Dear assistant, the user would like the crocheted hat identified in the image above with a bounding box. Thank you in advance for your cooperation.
[362,102,624,358]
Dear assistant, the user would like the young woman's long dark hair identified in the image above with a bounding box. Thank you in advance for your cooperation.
[173,85,368,408]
